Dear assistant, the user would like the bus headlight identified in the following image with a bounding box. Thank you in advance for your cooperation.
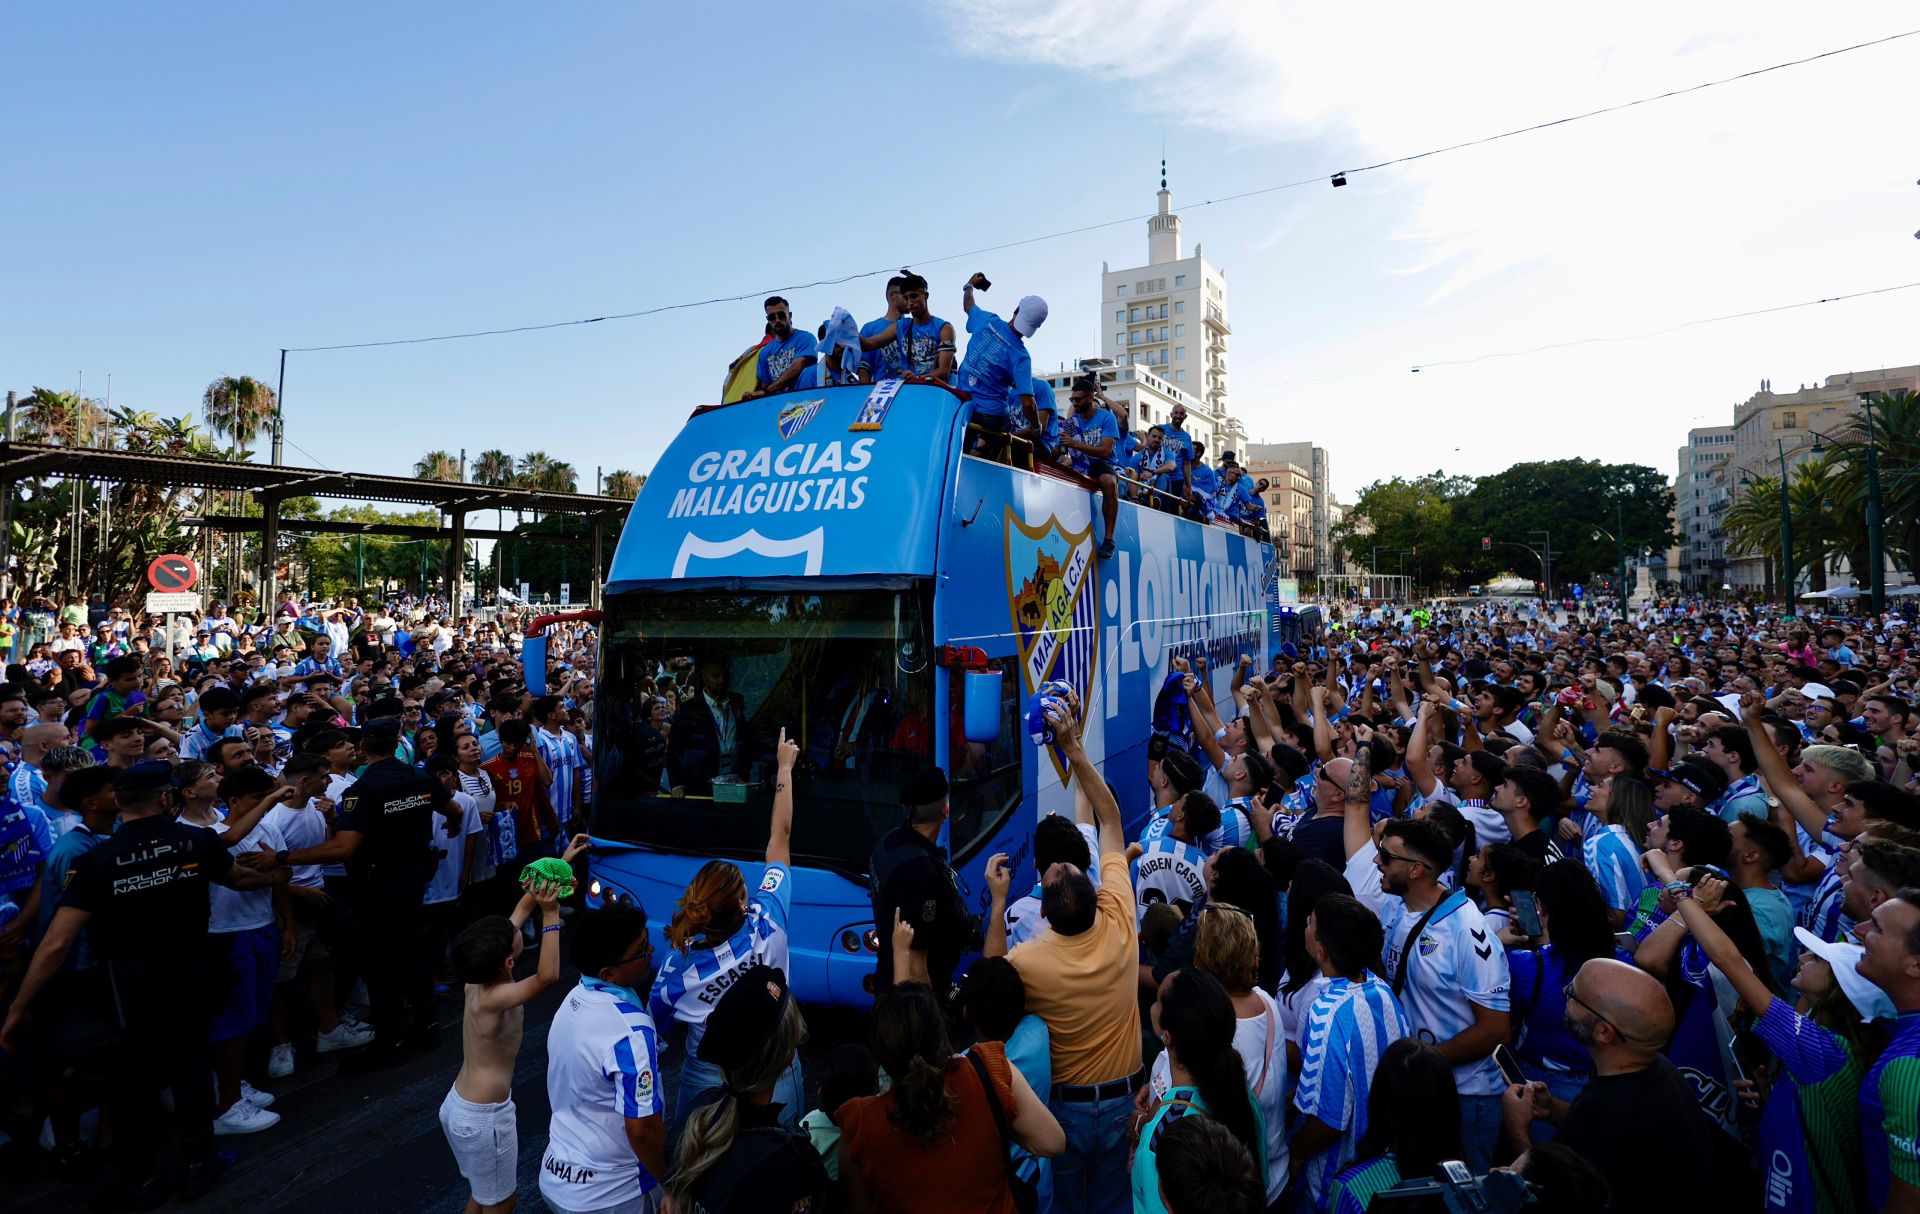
[589,879,604,899]
[862,928,881,954]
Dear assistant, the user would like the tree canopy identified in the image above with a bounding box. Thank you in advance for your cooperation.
[1335,459,1677,590]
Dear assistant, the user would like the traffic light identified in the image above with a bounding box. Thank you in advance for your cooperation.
[1481,537,1491,551]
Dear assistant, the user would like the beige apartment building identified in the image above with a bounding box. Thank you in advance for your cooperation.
[1725,364,1920,590]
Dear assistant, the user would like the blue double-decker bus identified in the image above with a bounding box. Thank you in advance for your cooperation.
[585,381,1273,1007]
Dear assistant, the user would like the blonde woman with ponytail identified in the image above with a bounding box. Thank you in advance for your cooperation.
[837,981,1063,1213]
[668,964,829,1214]
[649,730,804,1143]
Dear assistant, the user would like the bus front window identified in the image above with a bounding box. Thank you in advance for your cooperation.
[593,590,933,878]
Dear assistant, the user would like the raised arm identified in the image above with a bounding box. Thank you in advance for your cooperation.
[766,728,798,869]
[484,877,565,1009]
[1186,673,1228,771]
[983,852,1011,959]
[1405,700,1438,793]
[1309,686,1336,764]
[1343,746,1375,860]
[962,271,986,314]
[1649,705,1676,772]
[1672,874,1775,1014]
[1054,702,1121,855]
[1740,691,1827,837]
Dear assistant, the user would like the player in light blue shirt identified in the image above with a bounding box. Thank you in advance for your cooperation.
[1012,376,1059,466]
[956,273,1045,457]
[1291,893,1414,1211]
[749,296,817,396]
[1055,375,1122,557]
[648,730,804,1139]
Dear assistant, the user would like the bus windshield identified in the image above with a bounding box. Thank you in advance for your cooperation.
[592,588,934,876]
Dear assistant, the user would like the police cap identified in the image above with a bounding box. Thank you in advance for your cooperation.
[900,767,949,808]
[695,963,791,1070]
[116,759,177,794]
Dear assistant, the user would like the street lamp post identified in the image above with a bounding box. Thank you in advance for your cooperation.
[1592,502,1629,616]
[1777,437,1795,612]
[1860,392,1886,615]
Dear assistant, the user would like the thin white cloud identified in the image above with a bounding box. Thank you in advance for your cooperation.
[941,2,1920,495]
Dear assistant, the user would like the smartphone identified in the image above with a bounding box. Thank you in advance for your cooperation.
[1510,889,1543,938]
[1493,1044,1529,1088]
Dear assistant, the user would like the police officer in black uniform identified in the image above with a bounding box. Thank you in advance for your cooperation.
[0,759,277,1206]
[868,767,974,994]
[248,716,458,1069]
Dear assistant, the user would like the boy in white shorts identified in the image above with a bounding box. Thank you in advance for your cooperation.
[439,834,587,1213]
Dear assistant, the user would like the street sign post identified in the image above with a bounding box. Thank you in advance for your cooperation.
[145,556,201,665]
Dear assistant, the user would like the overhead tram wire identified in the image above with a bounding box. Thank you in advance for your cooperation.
[281,27,1920,356]
[1240,280,1920,391]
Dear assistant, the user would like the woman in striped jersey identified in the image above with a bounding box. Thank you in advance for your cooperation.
[649,729,803,1145]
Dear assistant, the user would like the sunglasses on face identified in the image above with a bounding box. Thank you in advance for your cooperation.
[766,311,790,321]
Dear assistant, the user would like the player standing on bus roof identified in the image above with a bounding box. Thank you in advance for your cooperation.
[957,271,1046,461]
[869,767,974,995]
[746,296,818,398]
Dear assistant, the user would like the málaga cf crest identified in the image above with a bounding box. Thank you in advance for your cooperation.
[1004,510,1100,782]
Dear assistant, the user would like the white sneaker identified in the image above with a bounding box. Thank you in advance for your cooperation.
[267,1043,296,1079]
[212,1101,281,1135]
[240,1080,276,1108]
[316,1022,376,1053]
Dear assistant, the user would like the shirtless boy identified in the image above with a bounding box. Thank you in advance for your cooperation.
[440,833,590,1213]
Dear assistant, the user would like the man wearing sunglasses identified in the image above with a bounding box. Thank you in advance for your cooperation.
[746,295,818,399]
[1356,816,1511,1172]
[1499,958,1715,1207]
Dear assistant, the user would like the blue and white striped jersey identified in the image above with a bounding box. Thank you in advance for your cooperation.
[1579,815,1646,914]
[541,978,665,1211]
[535,727,585,821]
[181,721,243,761]
[649,864,792,1059]
[1293,975,1413,1210]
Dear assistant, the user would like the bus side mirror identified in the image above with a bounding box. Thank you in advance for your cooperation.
[522,635,549,695]
[963,670,1002,743]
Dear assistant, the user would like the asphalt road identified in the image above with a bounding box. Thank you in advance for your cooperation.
[2,948,870,1213]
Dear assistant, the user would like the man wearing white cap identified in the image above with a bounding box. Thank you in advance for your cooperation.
[956,271,1045,460]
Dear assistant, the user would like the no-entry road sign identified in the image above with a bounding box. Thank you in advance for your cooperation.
[148,554,198,592]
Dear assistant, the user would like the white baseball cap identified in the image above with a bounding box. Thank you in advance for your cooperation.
[1011,295,1049,337]
[1794,927,1896,1021]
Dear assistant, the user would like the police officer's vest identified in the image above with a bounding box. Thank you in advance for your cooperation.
[868,824,973,950]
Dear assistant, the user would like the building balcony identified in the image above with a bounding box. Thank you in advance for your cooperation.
[1204,306,1230,334]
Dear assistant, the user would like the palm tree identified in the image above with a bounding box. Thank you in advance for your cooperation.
[472,449,516,590]
[414,450,461,482]
[473,449,515,488]
[517,452,555,490]
[201,376,278,452]
[544,461,579,494]
[1724,475,1783,595]
[19,387,106,446]
[1827,389,1920,577]
[602,469,645,499]
[202,375,278,595]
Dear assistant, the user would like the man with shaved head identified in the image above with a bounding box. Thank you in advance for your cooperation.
[1501,957,1716,1205]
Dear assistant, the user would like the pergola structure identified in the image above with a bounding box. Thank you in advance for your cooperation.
[0,440,633,608]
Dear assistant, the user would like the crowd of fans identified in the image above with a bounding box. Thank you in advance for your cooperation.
[5,576,1920,1213]
[0,589,600,1208]
[728,272,1272,559]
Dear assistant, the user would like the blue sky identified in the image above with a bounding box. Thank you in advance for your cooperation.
[9,3,1918,501]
